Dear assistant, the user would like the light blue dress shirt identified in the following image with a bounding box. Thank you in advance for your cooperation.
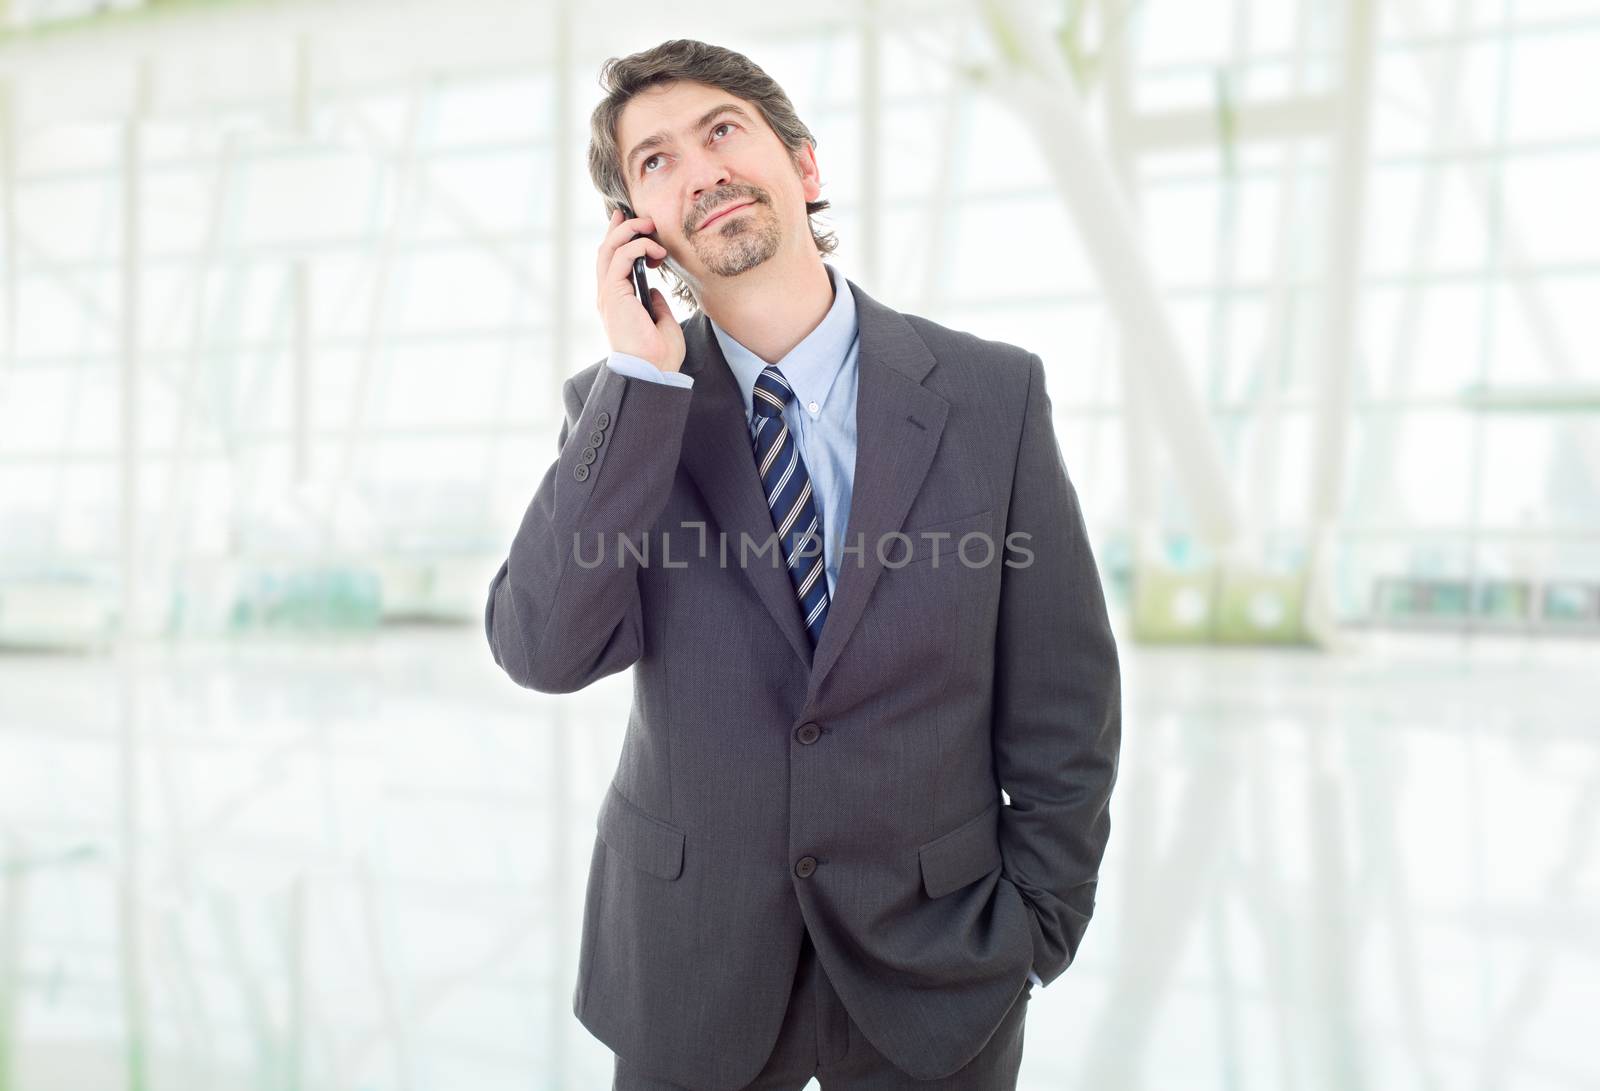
[606,261,859,600]
[604,262,1044,992]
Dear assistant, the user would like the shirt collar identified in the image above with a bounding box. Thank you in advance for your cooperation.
[710,261,858,423]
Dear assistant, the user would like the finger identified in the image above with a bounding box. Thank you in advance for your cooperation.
[607,237,667,286]
[596,212,657,276]
[598,219,646,273]
[603,212,655,251]
[648,287,674,325]
[599,209,652,241]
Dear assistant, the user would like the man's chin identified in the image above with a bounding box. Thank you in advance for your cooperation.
[694,239,780,280]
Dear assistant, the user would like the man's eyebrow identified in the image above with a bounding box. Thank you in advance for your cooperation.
[625,103,754,175]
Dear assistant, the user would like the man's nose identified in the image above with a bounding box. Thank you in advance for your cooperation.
[687,159,732,211]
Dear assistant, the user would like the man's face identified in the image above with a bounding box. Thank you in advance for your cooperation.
[617,80,820,284]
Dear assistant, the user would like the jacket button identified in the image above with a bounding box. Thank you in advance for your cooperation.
[588,429,605,448]
[795,722,821,745]
[794,856,817,878]
[574,464,589,482]
[579,446,597,465]
[595,410,611,430]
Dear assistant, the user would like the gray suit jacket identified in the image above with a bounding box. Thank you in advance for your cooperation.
[484,274,1121,1088]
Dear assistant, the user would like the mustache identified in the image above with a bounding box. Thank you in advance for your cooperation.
[693,194,762,231]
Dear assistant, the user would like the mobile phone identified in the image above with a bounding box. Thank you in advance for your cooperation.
[617,202,652,310]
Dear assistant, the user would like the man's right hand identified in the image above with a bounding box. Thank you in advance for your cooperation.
[597,208,686,374]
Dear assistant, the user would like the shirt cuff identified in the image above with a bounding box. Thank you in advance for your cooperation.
[607,351,694,389]
[1027,969,1043,989]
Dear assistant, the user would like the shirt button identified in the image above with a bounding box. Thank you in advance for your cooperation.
[807,401,819,414]
[794,856,817,878]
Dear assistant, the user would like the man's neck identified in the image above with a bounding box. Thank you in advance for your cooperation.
[699,257,835,366]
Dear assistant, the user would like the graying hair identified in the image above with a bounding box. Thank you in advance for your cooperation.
[587,39,839,310]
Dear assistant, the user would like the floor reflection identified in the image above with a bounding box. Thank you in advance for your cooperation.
[1,627,1594,1090]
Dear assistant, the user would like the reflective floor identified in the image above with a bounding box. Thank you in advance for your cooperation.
[1,625,1595,1090]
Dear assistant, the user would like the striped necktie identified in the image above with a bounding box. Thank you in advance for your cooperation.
[750,365,830,649]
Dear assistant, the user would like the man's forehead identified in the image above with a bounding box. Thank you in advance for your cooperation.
[619,82,745,135]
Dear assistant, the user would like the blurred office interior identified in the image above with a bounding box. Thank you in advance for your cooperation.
[0,0,1597,1088]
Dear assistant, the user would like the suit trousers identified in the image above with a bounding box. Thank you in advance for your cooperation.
[612,928,1030,1090]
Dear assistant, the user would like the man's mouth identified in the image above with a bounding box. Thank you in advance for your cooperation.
[698,201,753,230]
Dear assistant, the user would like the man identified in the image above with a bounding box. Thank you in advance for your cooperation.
[485,38,1120,1090]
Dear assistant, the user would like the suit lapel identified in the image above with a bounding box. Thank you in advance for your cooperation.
[679,314,815,669]
[677,276,950,697]
[804,281,948,701]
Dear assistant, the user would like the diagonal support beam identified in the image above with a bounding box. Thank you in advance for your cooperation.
[978,0,1245,547]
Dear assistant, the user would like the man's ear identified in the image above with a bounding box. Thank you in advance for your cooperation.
[792,143,822,203]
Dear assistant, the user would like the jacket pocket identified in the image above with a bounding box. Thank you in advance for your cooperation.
[597,782,685,881]
[896,508,995,567]
[917,798,1002,898]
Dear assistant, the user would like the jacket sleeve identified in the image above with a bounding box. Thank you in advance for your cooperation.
[993,351,1122,988]
[484,361,694,693]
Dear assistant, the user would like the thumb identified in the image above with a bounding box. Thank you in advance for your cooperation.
[648,286,672,326]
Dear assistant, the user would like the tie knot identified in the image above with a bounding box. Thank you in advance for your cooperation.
[752,366,794,419]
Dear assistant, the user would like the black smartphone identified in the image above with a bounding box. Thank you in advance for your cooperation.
[617,202,652,310]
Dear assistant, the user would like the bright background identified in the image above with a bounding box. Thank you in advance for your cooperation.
[1,1,1597,1088]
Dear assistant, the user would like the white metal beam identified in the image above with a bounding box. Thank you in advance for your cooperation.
[980,0,1244,545]
[1128,94,1339,152]
[115,56,152,1091]
[859,0,881,289]
[1098,0,1164,570]
[911,17,971,313]
[0,76,14,388]
[1303,0,1379,645]
[315,85,429,547]
[1389,0,1600,497]
[291,34,312,488]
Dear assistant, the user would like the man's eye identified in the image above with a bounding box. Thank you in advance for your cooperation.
[641,123,735,176]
